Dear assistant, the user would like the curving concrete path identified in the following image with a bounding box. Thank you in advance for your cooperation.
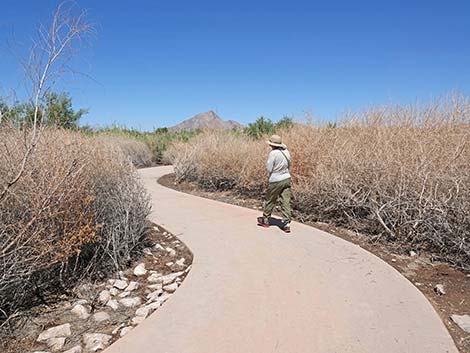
[105,166,458,353]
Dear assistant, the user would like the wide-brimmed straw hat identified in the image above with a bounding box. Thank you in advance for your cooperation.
[266,134,287,149]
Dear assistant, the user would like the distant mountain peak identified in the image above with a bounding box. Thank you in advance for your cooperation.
[169,111,243,131]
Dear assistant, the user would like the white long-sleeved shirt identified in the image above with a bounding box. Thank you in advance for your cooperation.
[266,148,291,183]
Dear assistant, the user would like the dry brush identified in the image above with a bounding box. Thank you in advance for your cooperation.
[0,127,150,324]
[167,95,470,270]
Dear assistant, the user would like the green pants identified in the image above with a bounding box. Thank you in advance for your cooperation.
[263,178,292,223]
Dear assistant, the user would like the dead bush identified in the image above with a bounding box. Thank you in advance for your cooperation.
[0,127,150,321]
[167,95,470,270]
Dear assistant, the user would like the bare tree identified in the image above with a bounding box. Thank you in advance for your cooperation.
[0,1,93,203]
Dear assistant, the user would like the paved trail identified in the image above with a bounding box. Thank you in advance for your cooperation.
[105,166,458,353]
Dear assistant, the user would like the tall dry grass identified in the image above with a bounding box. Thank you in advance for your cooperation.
[167,95,470,269]
[0,127,150,319]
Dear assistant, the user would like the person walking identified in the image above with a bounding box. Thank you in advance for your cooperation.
[257,134,292,233]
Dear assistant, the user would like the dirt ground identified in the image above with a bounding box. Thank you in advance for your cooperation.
[159,173,470,353]
[0,223,193,353]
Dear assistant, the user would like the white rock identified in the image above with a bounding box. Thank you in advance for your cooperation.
[175,258,186,266]
[119,291,130,298]
[131,315,146,325]
[135,306,151,318]
[434,284,446,295]
[107,279,116,286]
[166,247,176,256]
[118,271,127,280]
[113,279,128,290]
[148,283,163,290]
[98,290,111,304]
[83,333,112,352]
[409,250,417,257]
[156,292,172,305]
[63,345,82,353]
[160,272,184,285]
[133,263,147,276]
[75,299,88,306]
[120,326,133,337]
[119,297,142,308]
[109,287,120,296]
[165,262,174,267]
[106,299,119,310]
[146,301,161,311]
[93,311,111,322]
[143,248,153,255]
[71,304,90,320]
[451,314,470,333]
[37,323,71,342]
[47,337,66,351]
[154,244,165,251]
[126,281,139,292]
[163,282,178,293]
[185,265,192,273]
[146,289,163,302]
[147,273,163,283]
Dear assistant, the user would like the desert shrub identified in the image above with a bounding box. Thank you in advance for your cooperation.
[167,95,470,269]
[96,134,153,167]
[82,125,199,165]
[0,127,151,318]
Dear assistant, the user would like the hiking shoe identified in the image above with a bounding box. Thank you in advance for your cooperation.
[257,217,270,228]
[281,221,291,233]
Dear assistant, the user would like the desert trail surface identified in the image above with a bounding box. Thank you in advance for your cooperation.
[104,166,458,353]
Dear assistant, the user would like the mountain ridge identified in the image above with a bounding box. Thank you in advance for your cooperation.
[169,111,243,132]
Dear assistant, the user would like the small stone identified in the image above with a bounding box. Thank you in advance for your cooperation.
[434,284,446,295]
[165,262,174,267]
[119,297,142,308]
[157,292,172,305]
[107,279,116,286]
[46,337,66,351]
[409,250,417,257]
[148,283,163,290]
[135,306,151,318]
[391,259,397,262]
[93,311,111,323]
[166,247,176,256]
[71,304,90,319]
[134,263,147,276]
[126,281,139,292]
[131,315,146,325]
[83,333,112,352]
[75,299,88,306]
[119,291,130,298]
[154,244,165,251]
[118,271,128,280]
[106,299,119,310]
[160,272,184,285]
[98,290,111,304]
[120,326,133,337]
[109,287,120,296]
[450,314,470,333]
[147,273,163,283]
[37,323,71,342]
[63,345,82,353]
[175,258,186,267]
[146,289,163,302]
[114,279,128,290]
[163,282,178,293]
[185,265,192,273]
[143,248,153,255]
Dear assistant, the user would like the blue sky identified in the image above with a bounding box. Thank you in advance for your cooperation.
[1,0,469,130]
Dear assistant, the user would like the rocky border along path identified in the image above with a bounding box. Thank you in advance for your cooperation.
[104,166,459,353]
[24,224,192,353]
